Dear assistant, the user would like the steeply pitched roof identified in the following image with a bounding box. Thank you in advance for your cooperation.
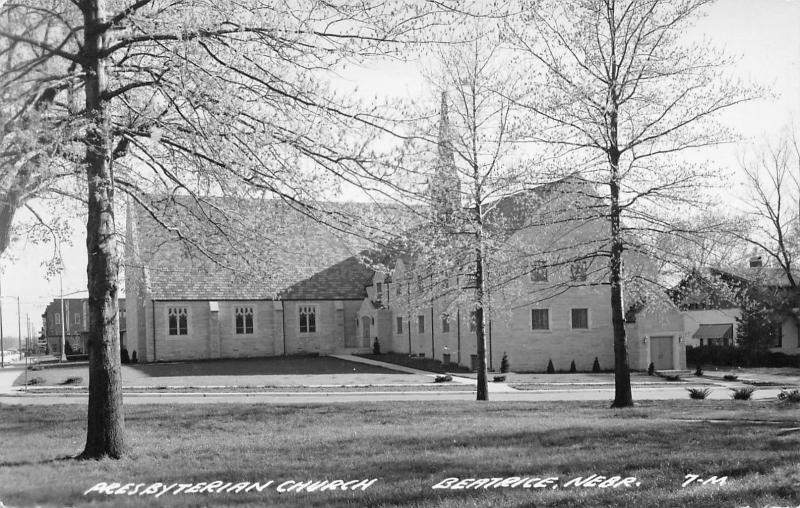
[130,198,377,301]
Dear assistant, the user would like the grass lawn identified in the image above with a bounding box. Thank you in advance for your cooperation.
[15,356,435,388]
[1,401,799,507]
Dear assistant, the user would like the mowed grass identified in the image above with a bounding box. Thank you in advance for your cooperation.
[14,356,432,387]
[1,401,799,507]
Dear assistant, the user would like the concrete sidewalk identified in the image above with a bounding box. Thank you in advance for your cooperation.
[0,364,25,394]
[0,386,786,405]
[331,354,519,392]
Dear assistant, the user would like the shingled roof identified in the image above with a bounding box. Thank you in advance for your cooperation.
[129,197,379,301]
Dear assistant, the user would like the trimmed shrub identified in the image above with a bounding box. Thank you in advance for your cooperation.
[27,376,46,386]
[546,359,555,374]
[694,364,703,377]
[778,389,800,403]
[493,375,506,382]
[121,348,130,364]
[131,351,138,363]
[372,338,381,355]
[647,362,655,376]
[61,376,83,385]
[723,374,738,381]
[500,353,509,374]
[687,387,711,400]
[434,375,452,383]
[592,357,601,373]
[569,360,576,373]
[731,386,756,400]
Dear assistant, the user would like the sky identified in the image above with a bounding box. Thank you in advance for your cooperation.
[0,0,798,344]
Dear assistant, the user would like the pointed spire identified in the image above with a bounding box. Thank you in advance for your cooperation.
[438,91,454,164]
[430,92,461,224]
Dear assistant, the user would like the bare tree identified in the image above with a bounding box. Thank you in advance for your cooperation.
[385,28,570,400]
[1,0,440,459]
[505,0,754,407]
[738,125,800,288]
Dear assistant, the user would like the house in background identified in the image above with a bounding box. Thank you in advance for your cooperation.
[41,298,126,356]
[667,256,799,353]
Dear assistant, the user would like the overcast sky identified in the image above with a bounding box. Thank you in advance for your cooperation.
[1,0,798,343]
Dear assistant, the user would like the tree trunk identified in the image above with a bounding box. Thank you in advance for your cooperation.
[475,248,488,401]
[607,92,633,408]
[473,167,488,401]
[79,0,125,460]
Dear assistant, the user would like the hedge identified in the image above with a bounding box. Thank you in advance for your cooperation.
[687,345,799,368]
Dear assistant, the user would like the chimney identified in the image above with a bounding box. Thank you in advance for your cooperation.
[749,256,762,268]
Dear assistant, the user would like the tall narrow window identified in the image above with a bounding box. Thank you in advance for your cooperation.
[570,260,588,282]
[417,315,425,333]
[396,316,403,334]
[531,309,549,330]
[376,282,383,302]
[74,313,80,324]
[530,261,548,282]
[235,306,254,334]
[55,313,61,325]
[571,308,589,329]
[442,315,450,333]
[299,305,316,333]
[168,307,188,335]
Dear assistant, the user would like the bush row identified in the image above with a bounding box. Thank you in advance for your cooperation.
[687,345,799,368]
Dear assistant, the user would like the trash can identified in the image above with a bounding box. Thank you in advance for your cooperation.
[470,354,479,371]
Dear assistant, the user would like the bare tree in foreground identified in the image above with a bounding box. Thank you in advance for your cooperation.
[1,0,437,459]
[505,0,754,407]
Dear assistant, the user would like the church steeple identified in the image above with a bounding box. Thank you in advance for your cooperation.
[430,92,461,223]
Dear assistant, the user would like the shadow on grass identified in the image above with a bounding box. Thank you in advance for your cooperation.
[0,455,74,468]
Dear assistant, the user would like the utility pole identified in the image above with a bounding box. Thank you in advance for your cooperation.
[60,270,67,362]
[17,296,21,354]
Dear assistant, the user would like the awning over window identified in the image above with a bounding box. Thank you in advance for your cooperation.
[693,324,733,340]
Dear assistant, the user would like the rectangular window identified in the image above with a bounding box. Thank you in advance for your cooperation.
[530,261,548,282]
[235,306,254,335]
[417,315,425,333]
[571,308,589,329]
[168,307,188,335]
[469,311,477,332]
[570,260,588,282]
[531,309,549,330]
[396,316,403,334]
[442,315,450,333]
[376,282,383,301]
[74,313,81,324]
[299,305,316,333]
[55,313,61,325]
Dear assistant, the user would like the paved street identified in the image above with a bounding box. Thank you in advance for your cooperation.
[0,354,794,406]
